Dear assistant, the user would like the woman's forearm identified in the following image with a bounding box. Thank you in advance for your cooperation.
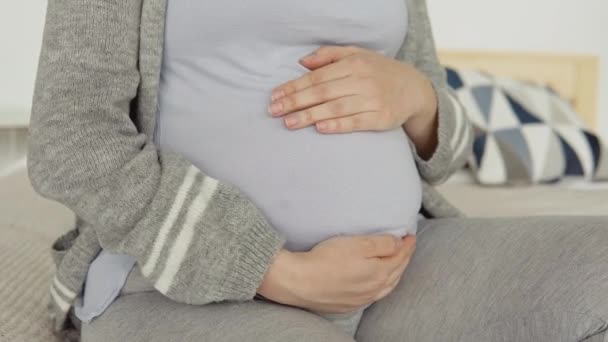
[402,72,439,161]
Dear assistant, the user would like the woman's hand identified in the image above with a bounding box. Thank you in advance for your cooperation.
[268,46,438,136]
[257,234,416,314]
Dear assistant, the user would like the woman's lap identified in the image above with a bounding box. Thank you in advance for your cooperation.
[82,216,608,342]
[357,216,608,342]
[81,291,355,342]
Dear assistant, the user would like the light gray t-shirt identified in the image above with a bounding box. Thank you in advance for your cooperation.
[76,0,420,322]
[156,0,420,251]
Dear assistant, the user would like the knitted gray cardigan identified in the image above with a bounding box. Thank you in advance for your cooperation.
[28,0,473,336]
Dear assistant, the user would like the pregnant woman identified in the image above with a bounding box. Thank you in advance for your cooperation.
[29,0,608,341]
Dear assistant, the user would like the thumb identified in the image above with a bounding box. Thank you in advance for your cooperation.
[299,45,360,70]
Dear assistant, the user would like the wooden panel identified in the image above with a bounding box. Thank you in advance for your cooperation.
[438,50,600,129]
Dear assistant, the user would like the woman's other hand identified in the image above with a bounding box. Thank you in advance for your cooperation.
[257,234,416,314]
[268,46,438,135]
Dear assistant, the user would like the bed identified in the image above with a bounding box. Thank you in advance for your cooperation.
[0,51,606,342]
[437,50,608,217]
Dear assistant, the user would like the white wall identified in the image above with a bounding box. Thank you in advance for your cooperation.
[428,0,608,137]
[0,0,46,124]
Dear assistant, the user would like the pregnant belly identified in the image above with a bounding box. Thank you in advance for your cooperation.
[157,88,422,251]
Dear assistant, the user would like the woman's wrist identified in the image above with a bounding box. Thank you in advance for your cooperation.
[257,249,307,306]
[402,73,439,160]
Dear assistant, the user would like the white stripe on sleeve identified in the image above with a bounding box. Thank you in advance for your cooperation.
[155,177,219,294]
[449,93,466,150]
[50,285,70,313]
[53,275,77,299]
[141,166,199,277]
[450,120,473,168]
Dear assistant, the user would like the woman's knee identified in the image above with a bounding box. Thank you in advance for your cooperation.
[357,216,608,342]
[466,310,608,342]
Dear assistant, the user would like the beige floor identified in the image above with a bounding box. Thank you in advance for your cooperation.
[0,169,72,342]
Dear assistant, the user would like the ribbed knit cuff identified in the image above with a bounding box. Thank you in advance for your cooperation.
[218,211,286,300]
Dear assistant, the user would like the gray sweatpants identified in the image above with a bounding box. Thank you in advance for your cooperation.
[81,217,608,342]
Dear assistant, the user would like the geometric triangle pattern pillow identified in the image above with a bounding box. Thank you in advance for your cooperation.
[446,67,608,185]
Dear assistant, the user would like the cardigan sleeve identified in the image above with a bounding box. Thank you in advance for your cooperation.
[28,0,284,306]
[397,0,474,185]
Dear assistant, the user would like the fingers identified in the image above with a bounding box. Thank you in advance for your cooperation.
[299,45,362,70]
[355,235,402,258]
[371,264,406,303]
[387,245,413,284]
[374,269,402,302]
[382,236,416,278]
[271,62,351,101]
[269,77,361,117]
[373,236,416,301]
[402,235,417,257]
[315,111,386,134]
[282,97,375,130]
[373,281,397,302]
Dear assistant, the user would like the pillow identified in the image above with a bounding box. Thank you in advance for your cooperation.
[446,67,608,185]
